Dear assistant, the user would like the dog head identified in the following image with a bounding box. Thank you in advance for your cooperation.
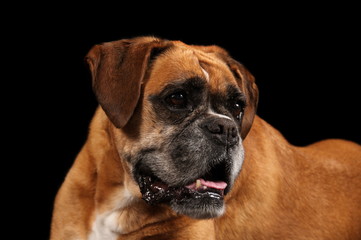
[86,37,258,219]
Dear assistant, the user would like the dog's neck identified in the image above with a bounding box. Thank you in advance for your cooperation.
[84,109,288,239]
[214,116,295,235]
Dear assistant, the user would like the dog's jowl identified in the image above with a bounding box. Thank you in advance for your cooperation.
[50,37,361,240]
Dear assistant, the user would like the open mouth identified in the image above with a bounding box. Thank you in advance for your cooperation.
[137,161,230,205]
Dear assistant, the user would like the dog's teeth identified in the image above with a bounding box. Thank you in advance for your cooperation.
[196,179,201,189]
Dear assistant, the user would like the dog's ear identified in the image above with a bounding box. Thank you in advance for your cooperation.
[225,58,259,139]
[86,37,170,128]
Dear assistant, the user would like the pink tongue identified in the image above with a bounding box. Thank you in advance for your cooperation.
[186,178,227,190]
[201,179,227,190]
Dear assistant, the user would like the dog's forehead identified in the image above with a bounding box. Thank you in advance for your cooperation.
[144,45,237,95]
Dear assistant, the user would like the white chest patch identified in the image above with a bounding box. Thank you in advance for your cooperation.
[88,211,121,240]
[88,188,134,240]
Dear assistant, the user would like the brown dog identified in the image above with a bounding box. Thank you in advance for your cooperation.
[50,36,361,240]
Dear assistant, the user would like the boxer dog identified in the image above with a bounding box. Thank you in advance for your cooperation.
[50,37,361,240]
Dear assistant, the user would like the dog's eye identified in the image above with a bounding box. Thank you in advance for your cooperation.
[165,91,187,109]
[231,101,245,120]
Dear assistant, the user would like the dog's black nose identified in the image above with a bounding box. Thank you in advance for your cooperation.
[200,117,239,147]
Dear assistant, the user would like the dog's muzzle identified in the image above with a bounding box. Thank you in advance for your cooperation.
[200,117,240,147]
[137,159,229,205]
[133,115,244,219]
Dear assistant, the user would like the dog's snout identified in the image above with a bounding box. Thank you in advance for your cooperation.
[201,118,239,147]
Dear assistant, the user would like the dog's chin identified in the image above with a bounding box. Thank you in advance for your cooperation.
[170,192,225,219]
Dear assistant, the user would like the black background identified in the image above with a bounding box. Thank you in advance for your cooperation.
[13,8,360,239]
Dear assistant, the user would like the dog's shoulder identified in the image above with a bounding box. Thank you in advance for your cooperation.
[304,139,361,163]
[296,139,361,189]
